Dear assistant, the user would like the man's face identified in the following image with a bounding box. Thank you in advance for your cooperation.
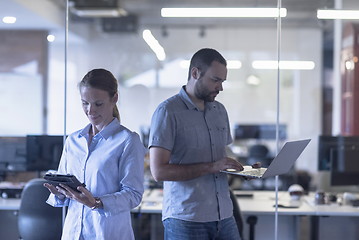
[194,61,227,102]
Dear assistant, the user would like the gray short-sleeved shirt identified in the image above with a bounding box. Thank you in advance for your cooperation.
[149,86,233,222]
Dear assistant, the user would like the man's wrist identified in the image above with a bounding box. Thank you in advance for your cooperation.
[209,161,218,173]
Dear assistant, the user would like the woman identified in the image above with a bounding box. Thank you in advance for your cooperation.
[44,68,145,239]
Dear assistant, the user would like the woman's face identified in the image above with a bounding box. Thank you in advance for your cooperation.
[80,86,117,129]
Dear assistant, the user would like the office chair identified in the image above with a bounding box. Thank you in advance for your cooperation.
[229,189,243,239]
[247,144,271,167]
[245,144,272,190]
[246,216,258,240]
[18,178,62,240]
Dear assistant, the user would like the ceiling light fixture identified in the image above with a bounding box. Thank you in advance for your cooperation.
[143,29,166,61]
[180,60,242,69]
[252,61,315,70]
[246,75,261,86]
[317,9,359,20]
[70,8,127,17]
[227,60,242,69]
[2,16,17,24]
[47,35,55,42]
[161,8,287,18]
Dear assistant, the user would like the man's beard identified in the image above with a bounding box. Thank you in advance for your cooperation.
[195,80,219,102]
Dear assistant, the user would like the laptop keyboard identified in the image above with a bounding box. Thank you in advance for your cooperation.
[241,168,267,177]
[242,170,262,177]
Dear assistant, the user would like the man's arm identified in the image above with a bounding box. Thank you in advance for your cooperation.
[149,146,243,182]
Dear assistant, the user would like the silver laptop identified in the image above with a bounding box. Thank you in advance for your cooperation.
[221,139,311,178]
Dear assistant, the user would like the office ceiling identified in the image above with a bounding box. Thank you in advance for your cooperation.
[3,0,358,31]
[66,0,334,30]
[120,0,333,28]
[1,0,358,78]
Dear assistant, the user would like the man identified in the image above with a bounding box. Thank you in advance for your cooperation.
[149,48,243,240]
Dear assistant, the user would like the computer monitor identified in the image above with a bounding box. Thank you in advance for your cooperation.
[258,124,287,140]
[234,124,286,140]
[0,137,27,172]
[26,135,65,171]
[317,135,359,171]
[234,125,259,140]
[330,147,359,186]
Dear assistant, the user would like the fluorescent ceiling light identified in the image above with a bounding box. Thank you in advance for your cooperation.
[180,60,242,69]
[246,75,261,86]
[252,61,315,70]
[143,30,166,61]
[227,60,242,69]
[2,16,16,24]
[70,8,127,17]
[317,9,359,19]
[161,8,287,18]
[47,35,55,42]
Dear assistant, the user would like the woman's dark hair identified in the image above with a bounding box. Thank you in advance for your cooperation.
[187,48,227,81]
[79,68,120,120]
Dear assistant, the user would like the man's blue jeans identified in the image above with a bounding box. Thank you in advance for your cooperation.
[163,216,241,240]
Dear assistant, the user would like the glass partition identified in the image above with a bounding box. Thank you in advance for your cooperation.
[1,0,359,194]
[2,1,359,240]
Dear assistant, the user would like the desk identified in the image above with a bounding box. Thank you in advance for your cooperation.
[0,192,163,212]
[2,190,359,240]
[234,191,313,240]
[234,190,314,215]
[0,198,21,210]
[236,191,359,240]
[303,195,359,240]
[139,189,315,215]
[137,189,359,240]
[138,190,309,239]
[0,198,21,239]
[304,195,359,216]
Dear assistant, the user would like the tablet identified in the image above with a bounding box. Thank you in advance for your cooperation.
[44,173,85,192]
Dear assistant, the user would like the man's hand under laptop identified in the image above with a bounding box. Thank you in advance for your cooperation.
[215,157,244,173]
[224,162,262,180]
[225,162,262,172]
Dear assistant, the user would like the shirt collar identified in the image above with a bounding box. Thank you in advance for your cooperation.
[78,118,120,140]
[179,85,216,111]
[179,86,199,111]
